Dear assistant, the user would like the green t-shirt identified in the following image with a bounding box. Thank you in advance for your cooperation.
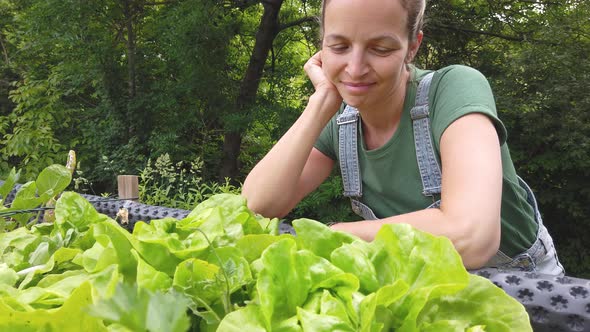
[314,65,537,257]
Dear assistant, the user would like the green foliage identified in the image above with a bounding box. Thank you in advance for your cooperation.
[138,154,241,210]
[0,77,69,179]
[0,0,113,181]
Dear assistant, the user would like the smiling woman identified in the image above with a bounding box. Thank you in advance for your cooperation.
[242,0,564,275]
[321,0,414,113]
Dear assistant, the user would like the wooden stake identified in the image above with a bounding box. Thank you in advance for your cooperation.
[117,175,139,201]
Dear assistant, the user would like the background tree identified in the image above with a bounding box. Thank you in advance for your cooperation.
[220,0,318,180]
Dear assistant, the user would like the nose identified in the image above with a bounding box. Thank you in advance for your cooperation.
[345,48,369,79]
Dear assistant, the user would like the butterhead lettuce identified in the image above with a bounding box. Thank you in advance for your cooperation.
[0,192,532,331]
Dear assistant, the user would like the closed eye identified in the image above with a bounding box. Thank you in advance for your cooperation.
[327,44,349,53]
[371,47,394,55]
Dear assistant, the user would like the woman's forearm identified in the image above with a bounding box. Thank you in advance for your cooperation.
[242,90,340,217]
[330,208,501,269]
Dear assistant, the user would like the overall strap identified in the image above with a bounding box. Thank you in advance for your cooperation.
[337,105,362,197]
[410,72,442,201]
[337,105,378,220]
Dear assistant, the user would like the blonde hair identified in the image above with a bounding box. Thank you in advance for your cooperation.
[320,0,426,42]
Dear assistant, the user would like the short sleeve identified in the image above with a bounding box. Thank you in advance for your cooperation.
[314,113,337,161]
[430,65,508,150]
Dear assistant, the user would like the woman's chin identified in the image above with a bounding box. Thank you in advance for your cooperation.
[342,97,365,109]
[344,98,364,109]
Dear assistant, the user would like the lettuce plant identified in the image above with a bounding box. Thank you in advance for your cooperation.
[0,164,72,231]
[0,188,532,331]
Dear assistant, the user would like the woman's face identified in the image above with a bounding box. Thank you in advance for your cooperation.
[321,0,420,109]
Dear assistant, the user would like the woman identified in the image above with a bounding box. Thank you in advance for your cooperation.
[242,0,563,274]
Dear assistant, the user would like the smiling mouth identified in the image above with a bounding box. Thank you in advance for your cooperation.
[343,82,375,87]
[342,82,376,94]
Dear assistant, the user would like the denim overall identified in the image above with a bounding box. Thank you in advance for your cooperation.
[336,72,564,275]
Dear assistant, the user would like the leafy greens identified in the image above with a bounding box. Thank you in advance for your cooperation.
[0,169,531,331]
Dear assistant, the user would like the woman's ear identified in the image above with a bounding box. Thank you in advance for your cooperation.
[406,30,423,63]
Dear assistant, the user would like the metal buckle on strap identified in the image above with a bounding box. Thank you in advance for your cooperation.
[343,190,362,198]
[507,252,535,271]
[337,106,360,125]
[336,112,359,125]
[410,105,429,120]
[336,118,358,125]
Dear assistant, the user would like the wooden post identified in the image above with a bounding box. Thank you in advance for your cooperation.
[117,175,139,201]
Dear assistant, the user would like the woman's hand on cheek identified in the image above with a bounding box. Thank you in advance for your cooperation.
[304,51,343,117]
[304,52,340,96]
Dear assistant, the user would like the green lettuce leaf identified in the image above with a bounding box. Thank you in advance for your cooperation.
[0,227,43,271]
[331,241,380,293]
[358,280,410,332]
[206,246,253,294]
[216,304,267,332]
[0,167,20,204]
[0,263,18,287]
[368,224,470,331]
[292,218,358,260]
[132,249,172,292]
[88,282,190,332]
[183,194,256,238]
[55,192,109,233]
[92,220,138,280]
[9,181,42,226]
[19,246,82,290]
[417,274,532,332]
[173,257,223,307]
[132,219,185,275]
[235,233,292,263]
[74,234,118,273]
[257,238,313,327]
[297,306,355,332]
[0,282,107,331]
[36,164,72,201]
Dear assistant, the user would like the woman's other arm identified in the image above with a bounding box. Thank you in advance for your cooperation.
[332,113,502,269]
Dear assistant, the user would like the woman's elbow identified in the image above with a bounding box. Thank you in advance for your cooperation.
[462,239,500,269]
[242,192,290,219]
[456,216,501,269]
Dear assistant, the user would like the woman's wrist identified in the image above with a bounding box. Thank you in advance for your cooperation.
[308,89,342,120]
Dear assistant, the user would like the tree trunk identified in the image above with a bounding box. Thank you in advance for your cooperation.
[220,0,284,180]
[122,0,138,140]
[123,0,137,100]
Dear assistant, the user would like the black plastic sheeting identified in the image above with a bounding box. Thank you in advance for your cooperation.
[1,182,589,331]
